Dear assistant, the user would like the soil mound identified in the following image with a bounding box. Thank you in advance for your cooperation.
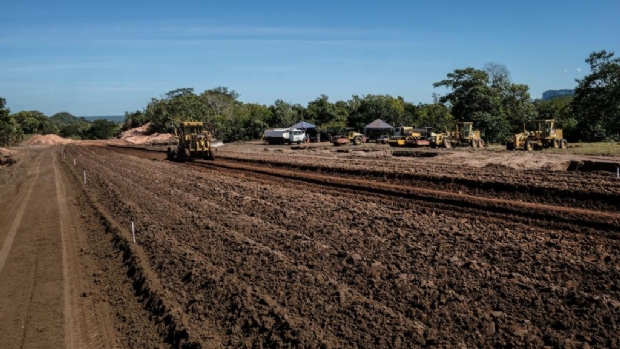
[0,147,16,165]
[118,122,174,145]
[24,134,73,145]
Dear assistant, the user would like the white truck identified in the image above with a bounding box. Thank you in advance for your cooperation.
[263,128,306,144]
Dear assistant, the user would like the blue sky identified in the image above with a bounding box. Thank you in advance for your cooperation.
[1,0,618,116]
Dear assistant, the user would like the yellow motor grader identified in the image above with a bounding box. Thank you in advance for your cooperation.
[506,119,567,151]
[429,122,484,148]
[167,121,221,162]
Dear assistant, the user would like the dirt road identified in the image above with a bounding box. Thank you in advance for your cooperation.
[0,148,115,349]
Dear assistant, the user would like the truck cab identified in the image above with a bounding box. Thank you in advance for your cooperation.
[288,129,306,144]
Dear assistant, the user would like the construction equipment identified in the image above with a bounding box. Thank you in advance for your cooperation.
[506,119,567,151]
[263,128,306,144]
[331,131,366,146]
[429,122,484,148]
[167,121,221,162]
[387,127,430,148]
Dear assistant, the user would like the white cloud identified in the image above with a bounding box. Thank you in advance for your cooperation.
[563,69,568,73]
[576,68,582,72]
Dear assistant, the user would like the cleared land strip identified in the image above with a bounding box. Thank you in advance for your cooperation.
[105,144,620,235]
[60,144,619,348]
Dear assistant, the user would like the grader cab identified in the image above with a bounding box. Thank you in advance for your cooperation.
[167,121,217,162]
[506,119,567,151]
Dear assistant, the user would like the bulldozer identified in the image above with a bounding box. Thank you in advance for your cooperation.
[429,122,484,148]
[506,119,567,151]
[331,131,366,146]
[167,121,221,162]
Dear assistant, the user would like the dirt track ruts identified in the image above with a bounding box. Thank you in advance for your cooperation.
[60,144,620,348]
[105,145,620,235]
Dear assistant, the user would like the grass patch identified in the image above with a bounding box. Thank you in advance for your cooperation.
[486,142,620,155]
[544,142,620,156]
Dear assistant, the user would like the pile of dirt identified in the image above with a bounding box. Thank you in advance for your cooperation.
[118,122,174,145]
[0,147,16,165]
[24,134,73,145]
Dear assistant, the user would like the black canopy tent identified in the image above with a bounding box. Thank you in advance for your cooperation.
[363,119,394,137]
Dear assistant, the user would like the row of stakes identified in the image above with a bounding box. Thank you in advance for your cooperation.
[61,147,137,244]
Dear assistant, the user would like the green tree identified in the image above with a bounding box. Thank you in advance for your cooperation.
[268,100,296,128]
[123,110,149,130]
[415,103,453,132]
[434,65,537,143]
[347,94,405,130]
[306,95,343,127]
[83,119,120,140]
[0,97,22,146]
[501,83,538,132]
[572,50,620,141]
[238,103,272,141]
[433,68,496,121]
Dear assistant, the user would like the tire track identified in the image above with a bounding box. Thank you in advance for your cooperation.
[0,156,42,276]
[53,151,116,349]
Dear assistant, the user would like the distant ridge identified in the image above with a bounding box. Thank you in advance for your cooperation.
[82,115,124,123]
[542,89,574,100]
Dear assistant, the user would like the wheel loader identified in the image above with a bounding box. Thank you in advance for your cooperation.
[429,122,484,149]
[506,119,567,151]
[167,121,221,162]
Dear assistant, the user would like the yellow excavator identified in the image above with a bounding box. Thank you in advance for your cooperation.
[167,121,222,162]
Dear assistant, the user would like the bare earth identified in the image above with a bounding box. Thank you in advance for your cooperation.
[0,141,619,348]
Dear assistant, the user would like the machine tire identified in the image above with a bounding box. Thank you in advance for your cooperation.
[560,139,568,149]
[207,151,215,160]
[525,140,534,152]
[506,142,514,151]
[553,139,560,148]
[178,148,186,162]
[443,139,452,149]
[167,147,173,160]
[479,139,485,148]
[353,136,362,145]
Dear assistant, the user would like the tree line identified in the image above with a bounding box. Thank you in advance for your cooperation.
[1,50,618,147]
[0,105,120,146]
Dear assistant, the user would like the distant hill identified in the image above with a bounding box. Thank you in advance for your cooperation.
[542,89,574,100]
[83,115,124,123]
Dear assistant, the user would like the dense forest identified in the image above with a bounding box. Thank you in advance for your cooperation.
[1,50,619,147]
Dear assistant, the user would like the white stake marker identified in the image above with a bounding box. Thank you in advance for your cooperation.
[83,170,86,184]
[74,159,76,166]
[617,167,619,179]
[131,221,136,243]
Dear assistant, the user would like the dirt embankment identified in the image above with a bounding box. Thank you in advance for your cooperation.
[59,144,620,348]
[118,122,174,145]
[0,147,16,165]
[23,134,74,145]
